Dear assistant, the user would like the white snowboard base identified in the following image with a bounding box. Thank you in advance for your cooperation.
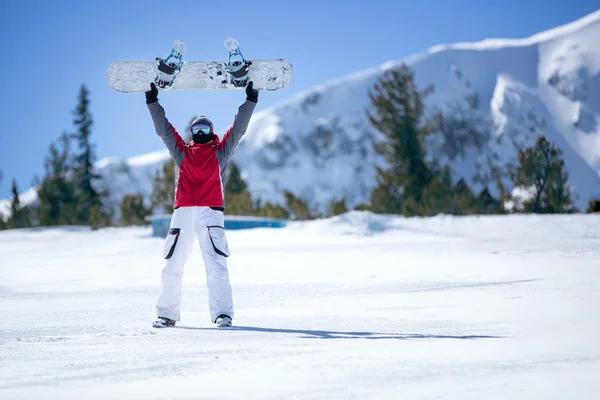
[106,59,293,93]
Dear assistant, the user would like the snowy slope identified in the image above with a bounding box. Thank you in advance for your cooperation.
[0,150,171,219]
[234,9,600,211]
[93,150,171,215]
[2,11,600,216]
[1,212,600,399]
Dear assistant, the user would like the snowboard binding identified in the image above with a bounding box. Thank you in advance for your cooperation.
[155,40,187,89]
[224,38,251,88]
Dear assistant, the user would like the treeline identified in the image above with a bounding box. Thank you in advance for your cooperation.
[1,85,113,231]
[201,65,600,219]
[2,68,600,231]
[363,64,584,217]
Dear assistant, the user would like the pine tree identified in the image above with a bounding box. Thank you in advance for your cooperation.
[369,169,404,214]
[453,178,477,215]
[223,162,254,216]
[367,64,434,215]
[150,159,176,214]
[226,191,255,216]
[586,199,600,213]
[37,134,78,226]
[71,85,109,227]
[353,203,372,212]
[119,194,152,226]
[255,202,289,219]
[284,190,312,220]
[418,166,456,216]
[327,199,348,217]
[224,162,248,197]
[510,136,575,213]
[475,187,502,215]
[8,179,31,229]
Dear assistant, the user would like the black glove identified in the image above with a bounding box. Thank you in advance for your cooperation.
[145,82,158,104]
[245,81,258,103]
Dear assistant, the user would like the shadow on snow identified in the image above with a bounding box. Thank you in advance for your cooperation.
[175,325,505,340]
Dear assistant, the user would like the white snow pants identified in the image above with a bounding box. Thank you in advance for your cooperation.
[156,206,234,322]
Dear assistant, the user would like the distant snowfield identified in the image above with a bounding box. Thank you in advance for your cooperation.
[1,212,599,399]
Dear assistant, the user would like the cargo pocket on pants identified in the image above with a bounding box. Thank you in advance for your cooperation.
[207,226,230,257]
[163,228,181,259]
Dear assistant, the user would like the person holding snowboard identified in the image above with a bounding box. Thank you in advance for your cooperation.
[145,81,258,328]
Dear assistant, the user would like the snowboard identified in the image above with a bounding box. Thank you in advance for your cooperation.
[106,38,293,93]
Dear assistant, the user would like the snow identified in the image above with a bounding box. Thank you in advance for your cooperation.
[106,59,293,93]
[1,212,600,399]
[427,10,600,51]
[3,10,600,217]
[232,9,600,212]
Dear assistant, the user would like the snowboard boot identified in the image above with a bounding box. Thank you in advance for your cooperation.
[215,315,232,328]
[152,316,176,328]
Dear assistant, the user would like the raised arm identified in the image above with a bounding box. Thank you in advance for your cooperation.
[145,83,185,166]
[217,81,258,161]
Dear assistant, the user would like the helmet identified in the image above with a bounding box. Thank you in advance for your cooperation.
[190,116,214,134]
[190,116,215,144]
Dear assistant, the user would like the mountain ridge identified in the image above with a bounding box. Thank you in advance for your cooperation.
[2,10,600,217]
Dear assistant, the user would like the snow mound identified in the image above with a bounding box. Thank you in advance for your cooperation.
[313,211,390,236]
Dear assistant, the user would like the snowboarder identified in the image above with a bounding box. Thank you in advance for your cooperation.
[145,81,259,328]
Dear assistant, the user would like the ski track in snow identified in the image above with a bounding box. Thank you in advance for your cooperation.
[1,212,600,399]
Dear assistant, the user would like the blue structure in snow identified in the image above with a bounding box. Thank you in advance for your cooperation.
[147,214,287,238]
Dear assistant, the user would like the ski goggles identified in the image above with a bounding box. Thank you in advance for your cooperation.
[191,121,213,135]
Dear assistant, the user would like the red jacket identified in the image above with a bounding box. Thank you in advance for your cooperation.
[148,100,256,209]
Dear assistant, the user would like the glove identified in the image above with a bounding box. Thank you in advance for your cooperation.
[145,82,158,104]
[245,81,258,103]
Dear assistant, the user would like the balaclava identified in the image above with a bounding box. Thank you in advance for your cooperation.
[190,116,215,144]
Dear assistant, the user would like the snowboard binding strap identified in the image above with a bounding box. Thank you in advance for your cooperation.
[156,58,178,75]
[224,37,251,88]
[155,40,187,89]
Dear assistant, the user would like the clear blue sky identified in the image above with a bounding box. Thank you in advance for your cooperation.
[0,0,598,198]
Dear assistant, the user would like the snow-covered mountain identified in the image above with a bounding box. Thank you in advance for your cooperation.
[3,10,600,216]
[235,9,600,211]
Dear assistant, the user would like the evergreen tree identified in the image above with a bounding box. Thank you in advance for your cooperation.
[255,202,289,219]
[8,178,31,229]
[586,199,600,213]
[284,190,313,220]
[453,178,477,215]
[224,162,248,197]
[353,203,372,212]
[494,179,509,214]
[369,169,404,214]
[418,166,456,216]
[510,136,575,213]
[327,198,348,217]
[475,187,502,215]
[150,159,176,214]
[37,133,78,226]
[71,84,109,227]
[366,64,434,215]
[223,162,254,216]
[226,191,255,216]
[119,194,152,226]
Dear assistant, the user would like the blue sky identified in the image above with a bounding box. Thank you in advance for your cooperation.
[0,0,598,198]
